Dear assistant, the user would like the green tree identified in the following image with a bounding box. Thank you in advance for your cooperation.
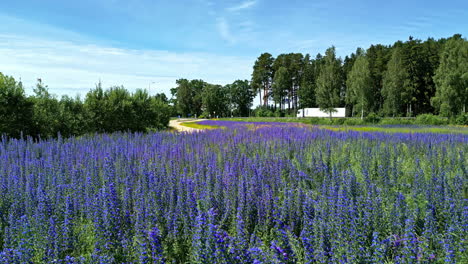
[30,79,61,138]
[84,81,106,132]
[432,36,468,116]
[252,53,274,106]
[298,54,317,108]
[366,44,391,113]
[227,80,254,117]
[316,47,342,119]
[0,73,33,138]
[202,84,228,118]
[174,79,205,117]
[271,66,290,110]
[272,53,304,111]
[382,46,410,117]
[57,95,87,137]
[346,53,372,119]
[102,86,133,132]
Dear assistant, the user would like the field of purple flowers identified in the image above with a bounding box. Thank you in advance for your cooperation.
[0,122,466,263]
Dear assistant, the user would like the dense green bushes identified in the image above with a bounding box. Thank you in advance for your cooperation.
[0,73,171,138]
[414,114,448,125]
[221,114,468,127]
[453,113,468,125]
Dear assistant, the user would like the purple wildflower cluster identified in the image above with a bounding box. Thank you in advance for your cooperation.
[0,124,466,263]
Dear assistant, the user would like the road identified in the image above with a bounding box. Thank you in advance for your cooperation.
[168,119,205,133]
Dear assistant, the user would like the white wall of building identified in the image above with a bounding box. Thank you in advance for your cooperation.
[297,108,346,118]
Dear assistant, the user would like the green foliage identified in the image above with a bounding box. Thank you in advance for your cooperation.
[57,95,88,137]
[343,118,365,126]
[272,66,290,108]
[366,44,391,113]
[382,46,410,117]
[1,76,170,139]
[173,79,206,117]
[346,53,372,119]
[202,84,229,117]
[271,53,304,110]
[0,72,33,138]
[364,112,381,124]
[378,118,415,125]
[452,113,468,125]
[252,53,275,106]
[316,46,342,118]
[432,35,468,116]
[298,54,317,108]
[85,85,170,133]
[30,79,61,138]
[226,80,254,117]
[414,114,448,125]
[254,106,275,117]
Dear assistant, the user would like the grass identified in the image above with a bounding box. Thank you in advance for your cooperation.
[219,117,310,124]
[203,118,468,134]
[179,121,221,130]
[321,125,468,134]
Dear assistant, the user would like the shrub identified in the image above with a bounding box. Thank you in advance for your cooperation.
[364,112,381,124]
[332,118,346,125]
[453,113,468,125]
[379,118,414,125]
[343,118,364,126]
[274,109,285,117]
[415,114,448,125]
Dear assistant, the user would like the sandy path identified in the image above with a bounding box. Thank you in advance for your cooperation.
[168,119,206,133]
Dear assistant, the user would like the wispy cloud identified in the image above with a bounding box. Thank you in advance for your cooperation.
[217,17,236,44]
[227,0,257,12]
[0,34,253,96]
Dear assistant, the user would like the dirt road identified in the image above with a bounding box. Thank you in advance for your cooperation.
[168,119,204,133]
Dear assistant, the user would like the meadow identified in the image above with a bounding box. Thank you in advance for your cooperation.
[0,121,466,263]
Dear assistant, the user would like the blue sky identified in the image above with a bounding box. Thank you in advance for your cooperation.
[0,0,467,96]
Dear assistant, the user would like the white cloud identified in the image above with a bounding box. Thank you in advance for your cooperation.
[217,17,236,44]
[0,34,253,97]
[227,0,257,12]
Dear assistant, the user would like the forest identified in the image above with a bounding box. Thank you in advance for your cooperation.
[1,34,467,138]
[173,34,467,119]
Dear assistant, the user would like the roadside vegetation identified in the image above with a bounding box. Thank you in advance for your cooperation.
[179,121,221,130]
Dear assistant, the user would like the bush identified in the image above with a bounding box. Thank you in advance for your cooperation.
[332,118,346,125]
[453,113,468,125]
[379,118,414,125]
[254,106,275,117]
[304,117,333,125]
[274,109,285,117]
[414,114,448,125]
[364,112,381,124]
[343,118,364,126]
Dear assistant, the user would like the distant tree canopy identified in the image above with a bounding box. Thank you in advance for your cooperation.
[2,34,467,139]
[247,34,467,117]
[172,78,254,118]
[346,52,372,119]
[316,47,342,118]
[432,36,468,116]
[0,75,171,139]
[0,73,33,138]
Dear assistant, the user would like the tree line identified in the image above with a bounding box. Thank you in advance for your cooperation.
[1,34,466,138]
[0,75,170,138]
[249,34,467,118]
[170,79,255,118]
[171,34,466,119]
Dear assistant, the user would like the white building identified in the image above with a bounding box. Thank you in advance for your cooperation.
[297,108,346,118]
